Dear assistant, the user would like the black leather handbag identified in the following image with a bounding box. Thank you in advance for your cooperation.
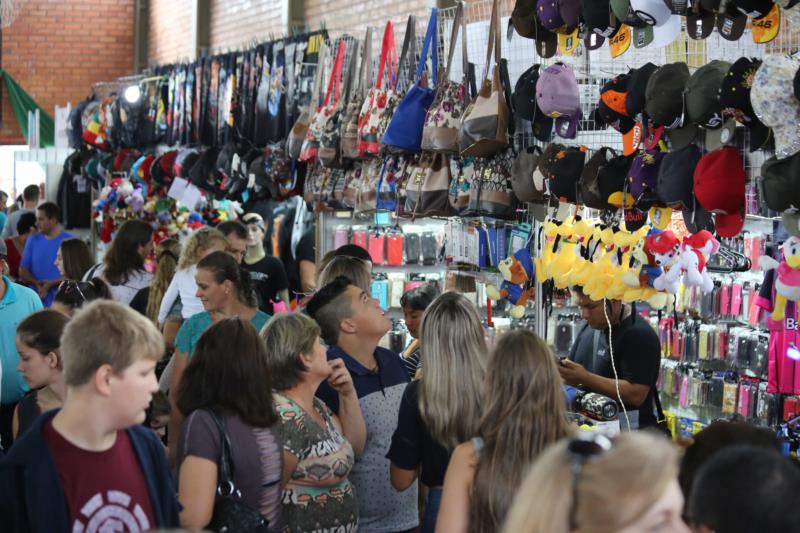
[206,409,270,533]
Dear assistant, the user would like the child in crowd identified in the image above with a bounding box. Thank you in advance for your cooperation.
[51,278,112,317]
[307,276,418,533]
[0,300,180,532]
[12,310,69,440]
[157,227,227,325]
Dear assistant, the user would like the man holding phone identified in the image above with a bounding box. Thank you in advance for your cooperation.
[558,285,663,430]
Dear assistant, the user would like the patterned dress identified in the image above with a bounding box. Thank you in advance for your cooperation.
[274,393,358,533]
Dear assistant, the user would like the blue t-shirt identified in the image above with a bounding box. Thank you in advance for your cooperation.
[0,211,6,236]
[20,231,72,307]
[316,345,417,533]
[175,310,271,358]
[0,276,43,404]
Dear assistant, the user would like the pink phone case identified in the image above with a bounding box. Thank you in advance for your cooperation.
[334,228,349,249]
[368,234,385,265]
[353,230,368,249]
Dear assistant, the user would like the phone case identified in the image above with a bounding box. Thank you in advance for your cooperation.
[353,229,368,249]
[368,233,386,265]
[334,227,349,249]
[421,232,437,266]
[405,233,421,264]
[387,234,404,266]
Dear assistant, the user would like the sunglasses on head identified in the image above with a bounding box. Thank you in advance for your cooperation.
[58,280,86,302]
[566,431,614,531]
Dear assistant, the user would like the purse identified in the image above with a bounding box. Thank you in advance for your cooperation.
[355,158,384,214]
[288,42,328,160]
[320,38,358,168]
[449,156,475,213]
[422,0,470,153]
[357,20,400,158]
[341,28,372,160]
[299,40,346,163]
[206,409,270,533]
[458,0,509,157]
[467,148,517,219]
[510,145,545,203]
[404,152,453,217]
[382,8,439,154]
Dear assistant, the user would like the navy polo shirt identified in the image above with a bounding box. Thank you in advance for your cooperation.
[316,345,418,532]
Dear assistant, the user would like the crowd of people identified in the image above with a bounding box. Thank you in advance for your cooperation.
[0,192,799,533]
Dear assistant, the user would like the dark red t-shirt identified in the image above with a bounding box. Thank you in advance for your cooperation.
[42,420,157,532]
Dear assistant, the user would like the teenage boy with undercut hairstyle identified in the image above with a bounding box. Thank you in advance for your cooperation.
[307,276,418,533]
[0,300,180,533]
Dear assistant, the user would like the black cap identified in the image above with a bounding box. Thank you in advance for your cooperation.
[686,3,716,40]
[625,62,658,119]
[175,148,201,179]
[685,60,731,129]
[580,147,619,209]
[730,0,776,18]
[718,56,772,152]
[583,0,619,37]
[512,2,558,57]
[645,62,690,128]
[513,65,554,141]
[597,153,635,207]
[709,0,747,41]
[656,144,703,210]
[546,146,587,203]
[188,147,220,192]
[761,152,800,212]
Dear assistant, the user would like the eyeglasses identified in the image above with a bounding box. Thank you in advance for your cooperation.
[58,280,86,302]
[566,431,614,531]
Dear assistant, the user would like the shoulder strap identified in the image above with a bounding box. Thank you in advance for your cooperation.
[83,263,102,282]
[444,1,464,81]
[206,409,238,496]
[359,27,373,98]
[310,41,328,110]
[396,15,417,91]
[417,8,439,86]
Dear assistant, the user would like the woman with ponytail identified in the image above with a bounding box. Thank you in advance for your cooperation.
[167,251,269,463]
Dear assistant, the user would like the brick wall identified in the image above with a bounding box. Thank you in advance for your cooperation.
[304,0,434,39]
[148,0,193,66]
[209,0,286,53]
[0,0,135,143]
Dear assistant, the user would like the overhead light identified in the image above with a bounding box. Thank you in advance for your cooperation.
[124,85,141,103]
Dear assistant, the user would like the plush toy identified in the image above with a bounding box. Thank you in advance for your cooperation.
[760,236,800,322]
[487,248,535,319]
[129,187,145,213]
[647,230,682,294]
[680,231,719,293]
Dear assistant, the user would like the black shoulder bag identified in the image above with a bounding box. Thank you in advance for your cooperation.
[206,409,271,533]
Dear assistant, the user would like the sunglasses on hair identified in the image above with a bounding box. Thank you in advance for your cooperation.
[567,431,614,531]
[58,280,86,302]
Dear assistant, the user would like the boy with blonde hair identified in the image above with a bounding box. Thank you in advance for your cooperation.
[0,300,180,532]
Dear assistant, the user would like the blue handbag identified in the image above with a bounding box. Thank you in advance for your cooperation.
[382,8,439,153]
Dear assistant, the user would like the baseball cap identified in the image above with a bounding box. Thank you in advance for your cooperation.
[632,14,681,48]
[583,0,620,37]
[611,0,651,26]
[625,62,658,119]
[242,212,267,231]
[174,148,201,179]
[645,62,690,128]
[537,142,567,180]
[686,60,731,129]
[580,147,619,209]
[513,0,559,56]
[730,0,776,18]
[558,0,582,26]
[749,3,781,44]
[546,146,587,203]
[536,63,583,139]
[514,65,554,141]
[704,0,748,40]
[150,150,178,185]
[694,146,746,237]
[657,144,703,210]
[597,153,636,208]
[537,0,574,33]
[686,2,716,39]
[751,54,800,160]
[628,150,665,209]
[630,0,674,24]
[760,152,800,211]
[719,57,772,152]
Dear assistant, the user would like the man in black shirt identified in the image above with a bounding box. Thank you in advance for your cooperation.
[558,286,663,430]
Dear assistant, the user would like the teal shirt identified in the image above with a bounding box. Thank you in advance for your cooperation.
[176,310,271,358]
[0,211,6,236]
[0,276,42,404]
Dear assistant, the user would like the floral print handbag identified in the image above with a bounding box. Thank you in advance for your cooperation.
[299,40,346,163]
[422,0,470,154]
[357,21,399,158]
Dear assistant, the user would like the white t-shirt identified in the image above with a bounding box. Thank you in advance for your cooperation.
[83,263,153,306]
[157,265,204,323]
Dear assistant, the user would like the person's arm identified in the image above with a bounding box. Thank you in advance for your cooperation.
[559,360,650,407]
[17,267,39,288]
[327,358,366,456]
[278,289,291,305]
[299,259,317,294]
[436,442,477,533]
[178,455,217,528]
[158,273,182,325]
[11,404,20,440]
[282,450,300,487]
[388,383,423,491]
[168,349,189,465]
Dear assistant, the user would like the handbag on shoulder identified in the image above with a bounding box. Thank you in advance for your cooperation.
[458,0,509,156]
[206,409,270,533]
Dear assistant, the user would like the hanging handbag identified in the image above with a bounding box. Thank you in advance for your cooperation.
[404,152,453,217]
[206,409,270,533]
[355,158,384,214]
[341,28,372,160]
[383,9,439,154]
[459,0,509,157]
[422,0,470,153]
[357,20,400,158]
[341,162,363,209]
[376,155,409,211]
[300,40,346,164]
[511,145,545,203]
[320,38,358,167]
[449,156,475,213]
[288,42,328,160]
[467,148,516,219]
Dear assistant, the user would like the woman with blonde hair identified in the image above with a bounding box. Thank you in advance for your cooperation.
[317,255,371,293]
[502,431,688,533]
[157,227,227,325]
[388,292,488,532]
[436,329,572,533]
